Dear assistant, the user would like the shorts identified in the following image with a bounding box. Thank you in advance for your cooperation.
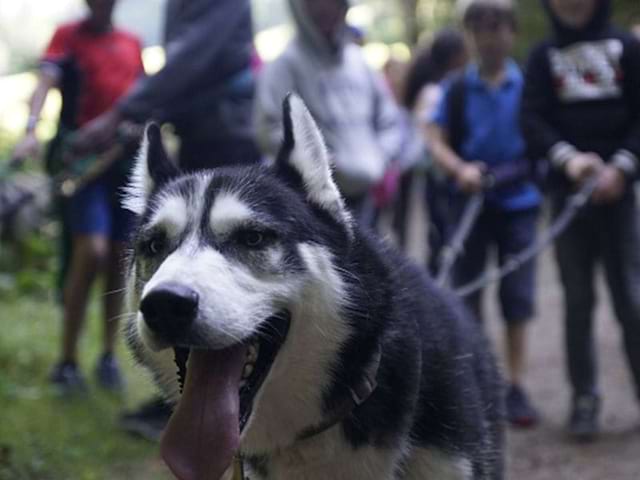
[452,203,538,324]
[65,172,134,242]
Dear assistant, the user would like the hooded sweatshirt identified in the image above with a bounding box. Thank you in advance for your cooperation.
[521,0,640,191]
[254,0,402,197]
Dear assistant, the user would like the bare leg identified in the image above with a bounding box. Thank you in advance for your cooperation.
[61,234,108,363]
[505,322,527,385]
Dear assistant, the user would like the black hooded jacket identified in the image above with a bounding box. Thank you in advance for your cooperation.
[521,0,640,190]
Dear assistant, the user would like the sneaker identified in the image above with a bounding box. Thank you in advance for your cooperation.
[95,353,125,391]
[506,384,540,428]
[568,393,600,441]
[119,397,173,442]
[50,361,87,395]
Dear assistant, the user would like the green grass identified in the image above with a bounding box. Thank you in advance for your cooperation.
[1,137,172,479]
[0,292,173,480]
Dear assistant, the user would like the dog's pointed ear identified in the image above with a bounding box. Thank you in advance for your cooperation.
[275,93,352,233]
[123,123,179,215]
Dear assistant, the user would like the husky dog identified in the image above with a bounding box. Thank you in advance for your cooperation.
[123,94,503,480]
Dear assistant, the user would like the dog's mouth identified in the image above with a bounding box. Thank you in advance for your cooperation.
[160,311,290,480]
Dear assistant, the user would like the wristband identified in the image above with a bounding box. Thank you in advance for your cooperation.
[549,141,578,170]
[611,149,638,178]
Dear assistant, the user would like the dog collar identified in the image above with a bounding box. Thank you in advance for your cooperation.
[296,343,382,441]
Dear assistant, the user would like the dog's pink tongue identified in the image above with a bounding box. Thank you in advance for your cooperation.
[161,346,246,480]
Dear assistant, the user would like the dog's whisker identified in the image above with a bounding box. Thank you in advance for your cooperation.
[254,320,284,343]
[255,326,278,343]
[101,287,128,298]
[109,311,138,322]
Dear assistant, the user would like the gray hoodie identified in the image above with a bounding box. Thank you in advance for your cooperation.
[254,0,402,196]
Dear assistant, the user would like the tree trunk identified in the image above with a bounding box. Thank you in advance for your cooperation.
[399,0,420,46]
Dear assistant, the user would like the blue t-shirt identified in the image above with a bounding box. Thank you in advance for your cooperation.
[432,60,540,211]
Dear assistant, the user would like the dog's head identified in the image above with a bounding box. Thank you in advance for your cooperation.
[124,94,354,480]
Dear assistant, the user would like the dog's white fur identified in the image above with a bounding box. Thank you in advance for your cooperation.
[241,243,352,452]
[123,131,155,215]
[286,95,353,235]
[209,192,255,236]
[139,239,304,352]
[149,194,189,239]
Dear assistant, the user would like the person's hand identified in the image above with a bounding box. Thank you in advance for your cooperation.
[455,162,485,194]
[592,165,626,204]
[71,108,122,155]
[11,132,41,166]
[564,152,603,183]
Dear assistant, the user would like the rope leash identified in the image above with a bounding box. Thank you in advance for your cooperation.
[433,163,534,288]
[454,176,598,297]
[435,192,484,287]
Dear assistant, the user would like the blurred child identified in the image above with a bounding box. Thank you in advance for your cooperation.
[73,0,261,440]
[12,0,143,393]
[522,0,640,440]
[427,0,541,427]
[403,28,468,270]
[255,0,402,227]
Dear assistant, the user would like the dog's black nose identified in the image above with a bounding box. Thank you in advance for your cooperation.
[140,282,199,340]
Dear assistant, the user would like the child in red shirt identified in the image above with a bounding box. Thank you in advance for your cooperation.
[13,0,143,393]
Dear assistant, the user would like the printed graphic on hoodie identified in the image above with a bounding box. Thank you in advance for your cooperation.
[549,39,623,102]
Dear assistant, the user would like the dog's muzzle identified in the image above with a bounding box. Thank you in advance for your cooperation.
[140,282,199,342]
[137,280,291,480]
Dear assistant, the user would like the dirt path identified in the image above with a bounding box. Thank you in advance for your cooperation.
[401,182,640,479]
[499,250,640,480]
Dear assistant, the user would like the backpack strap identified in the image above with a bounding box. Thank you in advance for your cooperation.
[446,73,467,156]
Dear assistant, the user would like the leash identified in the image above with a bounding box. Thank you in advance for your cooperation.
[454,176,599,298]
[435,192,484,287]
[433,162,534,288]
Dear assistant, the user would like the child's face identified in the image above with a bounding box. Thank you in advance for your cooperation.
[467,19,514,67]
[548,0,597,29]
[303,0,347,41]
[85,0,116,28]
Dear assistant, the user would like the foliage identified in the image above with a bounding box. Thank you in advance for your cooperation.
[0,233,57,300]
[0,129,56,300]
